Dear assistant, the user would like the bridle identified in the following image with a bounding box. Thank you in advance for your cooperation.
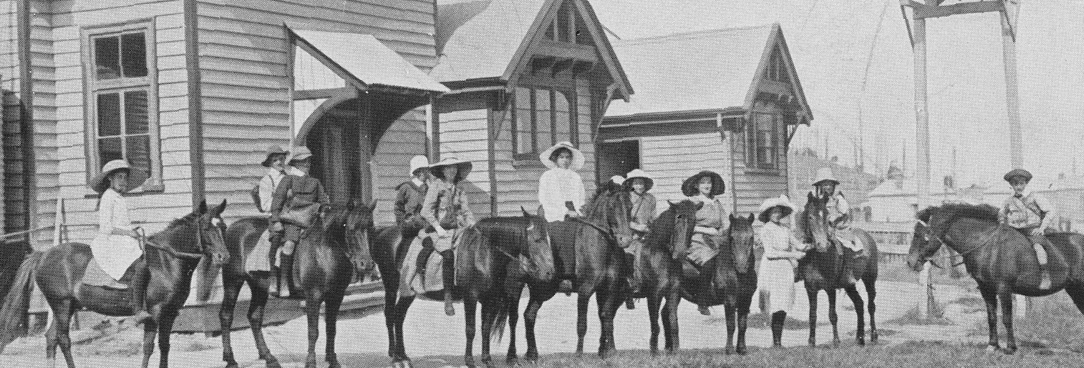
[915,217,1003,268]
[134,214,219,260]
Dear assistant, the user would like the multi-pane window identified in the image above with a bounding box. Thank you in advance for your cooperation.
[765,47,789,83]
[512,86,576,156]
[85,26,158,190]
[749,112,779,169]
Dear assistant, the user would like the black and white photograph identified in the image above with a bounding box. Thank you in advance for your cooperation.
[0,0,1082,367]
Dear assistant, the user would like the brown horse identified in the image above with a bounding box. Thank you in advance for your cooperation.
[215,200,375,368]
[0,200,229,368]
[680,213,757,354]
[796,192,879,347]
[369,208,554,368]
[637,200,699,354]
[507,181,634,361]
[908,203,1084,354]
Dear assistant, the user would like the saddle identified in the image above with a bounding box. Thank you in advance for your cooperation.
[82,257,139,290]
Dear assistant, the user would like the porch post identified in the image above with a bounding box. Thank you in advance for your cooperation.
[357,95,373,203]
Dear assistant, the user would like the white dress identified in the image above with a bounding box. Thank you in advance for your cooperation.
[90,189,142,280]
[757,221,805,314]
[537,167,586,222]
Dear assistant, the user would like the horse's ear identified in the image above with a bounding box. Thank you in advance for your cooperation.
[366,199,378,211]
[197,199,208,214]
[668,200,676,206]
[747,213,755,224]
[695,201,704,210]
[521,206,531,217]
[210,199,227,217]
[537,205,545,218]
[807,191,817,202]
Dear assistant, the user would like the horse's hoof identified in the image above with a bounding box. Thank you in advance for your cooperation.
[1003,346,1017,355]
[524,352,539,362]
[506,355,519,366]
[808,339,817,347]
[464,356,476,368]
[265,359,281,368]
[986,344,1000,352]
[736,346,748,355]
[225,363,239,368]
[650,348,660,357]
[328,361,341,368]
[870,333,879,343]
[856,337,865,346]
[832,340,841,348]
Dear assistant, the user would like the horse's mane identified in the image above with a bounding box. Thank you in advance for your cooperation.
[916,203,1000,226]
[582,182,620,217]
[475,216,533,252]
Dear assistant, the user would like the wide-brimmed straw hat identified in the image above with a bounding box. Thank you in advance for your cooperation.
[681,170,726,197]
[89,159,147,193]
[409,155,430,176]
[288,146,313,164]
[812,167,840,187]
[758,194,796,223]
[261,145,289,167]
[1004,168,1032,183]
[429,157,473,183]
[624,169,654,192]
[539,141,585,171]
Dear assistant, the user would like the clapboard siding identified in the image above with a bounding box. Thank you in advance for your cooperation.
[196,0,437,221]
[17,0,192,243]
[2,0,19,234]
[435,108,492,218]
[639,132,733,216]
[729,119,789,216]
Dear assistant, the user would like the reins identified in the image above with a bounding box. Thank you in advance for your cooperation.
[134,224,208,261]
[568,216,619,245]
[918,219,1004,268]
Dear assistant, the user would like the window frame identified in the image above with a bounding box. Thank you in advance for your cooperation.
[82,20,163,193]
[510,83,578,161]
[746,108,782,172]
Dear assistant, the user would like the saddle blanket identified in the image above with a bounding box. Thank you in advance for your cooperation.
[82,257,130,289]
[399,235,449,297]
[244,230,273,273]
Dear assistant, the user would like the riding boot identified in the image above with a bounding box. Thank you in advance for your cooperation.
[625,253,639,310]
[267,236,282,296]
[1035,243,1052,289]
[279,254,295,298]
[130,260,152,324]
[771,311,786,347]
[416,241,435,277]
[697,270,711,316]
[441,250,456,316]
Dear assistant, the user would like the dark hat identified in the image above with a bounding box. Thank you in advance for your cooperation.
[1004,168,1032,183]
[429,157,473,183]
[682,170,726,197]
[261,145,289,167]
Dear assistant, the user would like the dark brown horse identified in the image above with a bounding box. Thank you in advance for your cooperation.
[215,200,375,368]
[796,192,879,347]
[908,203,1084,354]
[637,200,698,354]
[681,213,757,354]
[507,181,634,361]
[369,209,554,368]
[0,200,229,368]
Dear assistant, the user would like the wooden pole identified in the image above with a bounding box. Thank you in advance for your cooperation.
[1001,12,1023,170]
[912,16,935,319]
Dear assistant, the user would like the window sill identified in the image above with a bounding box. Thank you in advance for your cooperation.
[743,167,782,176]
[512,155,547,169]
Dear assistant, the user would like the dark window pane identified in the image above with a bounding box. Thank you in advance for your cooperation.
[98,137,123,164]
[126,135,151,187]
[575,16,592,45]
[124,90,148,134]
[545,22,555,40]
[97,93,121,136]
[94,36,121,80]
[557,3,571,42]
[515,88,533,153]
[555,92,571,142]
[121,32,148,78]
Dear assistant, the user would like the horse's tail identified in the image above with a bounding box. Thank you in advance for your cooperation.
[0,251,45,354]
[196,257,220,303]
[489,296,508,345]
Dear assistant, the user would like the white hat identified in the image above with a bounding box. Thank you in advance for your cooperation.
[88,159,147,193]
[624,169,654,192]
[288,146,313,163]
[539,141,585,171]
[812,167,839,186]
[610,175,625,186]
[758,194,796,223]
[409,155,430,176]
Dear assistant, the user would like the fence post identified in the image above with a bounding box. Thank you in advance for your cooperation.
[918,262,931,318]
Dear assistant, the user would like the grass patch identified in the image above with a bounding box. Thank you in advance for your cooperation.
[520,341,1084,367]
[733,312,820,330]
[885,305,953,326]
[969,293,1084,352]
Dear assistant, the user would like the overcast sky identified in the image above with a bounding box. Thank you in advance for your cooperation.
[591,0,1084,188]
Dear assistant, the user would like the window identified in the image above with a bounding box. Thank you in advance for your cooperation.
[84,24,160,191]
[512,86,576,156]
[748,112,779,169]
[765,47,789,83]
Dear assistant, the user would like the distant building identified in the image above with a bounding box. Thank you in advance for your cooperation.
[788,149,881,221]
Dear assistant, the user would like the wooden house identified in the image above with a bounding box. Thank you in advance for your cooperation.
[0,0,450,245]
[599,24,812,216]
[430,0,632,217]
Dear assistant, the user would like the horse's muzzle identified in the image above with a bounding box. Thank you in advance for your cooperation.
[905,253,924,272]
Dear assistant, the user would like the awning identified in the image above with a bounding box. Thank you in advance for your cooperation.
[288,28,450,95]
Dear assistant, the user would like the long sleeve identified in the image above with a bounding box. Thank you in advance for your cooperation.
[393,185,409,225]
[1035,194,1057,230]
[422,181,441,227]
[258,174,274,213]
[98,193,114,236]
[269,175,292,223]
[573,173,586,211]
[537,170,561,220]
[999,198,1011,225]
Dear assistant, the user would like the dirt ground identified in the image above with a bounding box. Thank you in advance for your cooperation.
[0,280,992,367]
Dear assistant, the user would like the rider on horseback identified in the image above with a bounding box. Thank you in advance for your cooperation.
[810,167,866,285]
[90,159,151,323]
[268,147,331,298]
[537,142,587,294]
[256,145,289,294]
[683,170,729,316]
[421,157,477,316]
[999,168,1056,289]
[624,169,657,298]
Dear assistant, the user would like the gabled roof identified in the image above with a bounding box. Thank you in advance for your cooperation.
[605,24,811,121]
[432,0,631,98]
[289,28,449,94]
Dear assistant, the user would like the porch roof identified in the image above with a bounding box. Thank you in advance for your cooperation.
[290,29,450,94]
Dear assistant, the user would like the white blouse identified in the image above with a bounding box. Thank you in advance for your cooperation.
[538,167,586,222]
